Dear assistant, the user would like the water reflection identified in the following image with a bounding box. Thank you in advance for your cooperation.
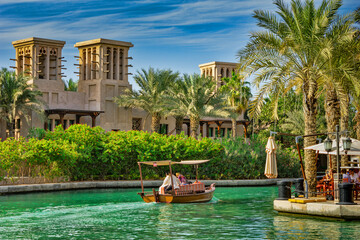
[270,215,357,240]
[1,187,359,239]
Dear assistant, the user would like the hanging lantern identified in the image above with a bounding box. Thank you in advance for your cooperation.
[343,137,352,151]
[324,137,333,152]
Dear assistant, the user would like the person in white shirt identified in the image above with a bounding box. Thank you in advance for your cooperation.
[159,173,180,192]
[349,169,359,183]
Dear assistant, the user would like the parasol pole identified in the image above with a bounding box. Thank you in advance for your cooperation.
[138,162,144,194]
[296,136,308,198]
[169,161,175,196]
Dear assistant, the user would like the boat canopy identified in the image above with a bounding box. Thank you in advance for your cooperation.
[138,160,210,166]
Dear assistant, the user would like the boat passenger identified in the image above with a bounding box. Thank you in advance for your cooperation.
[159,173,180,192]
[176,173,188,185]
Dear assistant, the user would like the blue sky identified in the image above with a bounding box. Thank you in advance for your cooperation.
[0,0,358,90]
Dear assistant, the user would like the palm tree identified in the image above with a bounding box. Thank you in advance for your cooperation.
[350,6,360,139]
[164,78,188,135]
[0,68,44,138]
[63,78,78,91]
[220,72,252,137]
[170,74,228,138]
[114,67,179,133]
[320,20,360,168]
[237,0,354,193]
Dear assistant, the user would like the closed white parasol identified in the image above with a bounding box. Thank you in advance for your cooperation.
[265,136,278,178]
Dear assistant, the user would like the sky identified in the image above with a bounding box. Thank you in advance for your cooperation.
[0,0,359,90]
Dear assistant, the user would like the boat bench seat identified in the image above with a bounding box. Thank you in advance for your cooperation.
[175,183,205,195]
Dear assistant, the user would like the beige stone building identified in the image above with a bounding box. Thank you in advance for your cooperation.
[0,37,247,139]
[199,61,239,90]
[198,61,248,137]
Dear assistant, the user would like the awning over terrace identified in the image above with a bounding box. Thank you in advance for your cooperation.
[182,117,251,138]
[45,108,104,129]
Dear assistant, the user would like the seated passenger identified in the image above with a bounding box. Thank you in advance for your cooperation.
[159,173,180,192]
[176,173,188,185]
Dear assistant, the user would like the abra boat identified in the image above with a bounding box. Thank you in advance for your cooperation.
[137,160,216,203]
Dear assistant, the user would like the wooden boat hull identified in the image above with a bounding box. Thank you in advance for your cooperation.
[139,186,215,203]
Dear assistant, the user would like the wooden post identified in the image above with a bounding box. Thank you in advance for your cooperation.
[152,188,159,202]
[200,122,204,138]
[138,162,144,193]
[244,121,250,138]
[205,122,208,137]
[169,161,174,196]
[59,113,65,130]
[91,114,96,127]
[216,121,223,138]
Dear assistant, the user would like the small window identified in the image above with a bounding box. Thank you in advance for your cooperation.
[69,120,75,126]
[55,119,60,127]
[159,124,168,134]
[132,118,141,130]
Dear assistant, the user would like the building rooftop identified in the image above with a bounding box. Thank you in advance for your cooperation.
[198,61,238,68]
[12,37,66,47]
[74,38,134,48]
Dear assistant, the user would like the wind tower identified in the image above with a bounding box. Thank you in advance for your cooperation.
[9,38,66,138]
[11,37,66,92]
[74,38,134,131]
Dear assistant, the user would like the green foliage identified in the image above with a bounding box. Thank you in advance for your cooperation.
[0,137,26,181]
[0,68,44,137]
[220,72,252,117]
[63,78,78,91]
[0,125,301,181]
[209,136,301,179]
[115,67,179,132]
[27,127,46,139]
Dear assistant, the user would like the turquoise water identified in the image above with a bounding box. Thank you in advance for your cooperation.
[0,187,358,239]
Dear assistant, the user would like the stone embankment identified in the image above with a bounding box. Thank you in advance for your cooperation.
[0,179,295,195]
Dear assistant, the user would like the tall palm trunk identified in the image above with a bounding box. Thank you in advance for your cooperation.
[353,110,360,139]
[190,116,199,138]
[325,88,340,171]
[151,113,161,133]
[231,118,237,138]
[340,95,350,166]
[175,116,184,135]
[303,80,318,195]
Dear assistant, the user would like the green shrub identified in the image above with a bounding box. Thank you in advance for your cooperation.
[0,125,301,181]
[27,127,46,139]
[0,137,26,181]
[211,136,301,179]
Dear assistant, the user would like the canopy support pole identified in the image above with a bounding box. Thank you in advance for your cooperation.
[138,163,144,194]
[195,165,198,182]
[169,162,174,196]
